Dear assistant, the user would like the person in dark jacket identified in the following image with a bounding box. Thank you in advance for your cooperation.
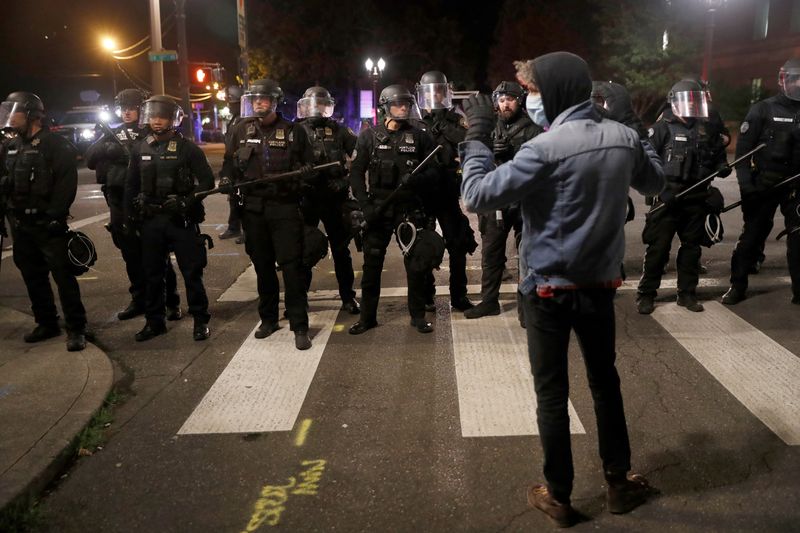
[460,52,664,527]
[219,85,244,242]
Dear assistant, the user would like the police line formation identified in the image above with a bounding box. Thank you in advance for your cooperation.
[2,50,800,526]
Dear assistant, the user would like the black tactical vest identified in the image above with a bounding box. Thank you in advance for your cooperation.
[4,133,54,213]
[368,125,424,195]
[661,121,712,185]
[138,134,194,200]
[106,126,141,190]
[234,117,297,201]
[753,98,800,177]
[300,119,345,166]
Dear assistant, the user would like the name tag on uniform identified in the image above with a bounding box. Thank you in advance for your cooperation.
[377,144,391,150]
[774,117,794,123]
[268,140,287,148]
[141,155,152,161]
[674,135,688,141]
[398,145,417,153]
[7,149,17,155]
[246,138,262,144]
[164,155,178,160]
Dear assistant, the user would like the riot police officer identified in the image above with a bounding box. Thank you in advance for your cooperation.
[219,85,244,241]
[637,80,729,314]
[295,86,360,314]
[723,58,800,305]
[124,95,215,342]
[0,91,87,351]
[224,79,315,350]
[348,84,440,335]
[85,88,182,322]
[465,81,542,319]
[415,71,477,312]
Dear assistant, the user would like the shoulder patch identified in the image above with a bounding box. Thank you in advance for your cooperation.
[740,121,749,134]
[459,116,468,129]
[647,127,655,138]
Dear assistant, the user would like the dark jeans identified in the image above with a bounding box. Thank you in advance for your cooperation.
[105,188,179,309]
[730,189,800,295]
[477,207,522,303]
[9,215,87,332]
[301,193,356,302]
[522,288,631,504]
[638,200,706,296]
[424,194,476,303]
[242,203,308,331]
[141,214,209,324]
[359,212,428,324]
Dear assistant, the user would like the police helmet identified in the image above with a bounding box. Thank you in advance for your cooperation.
[779,58,800,101]
[416,71,453,111]
[379,84,420,121]
[297,86,335,119]
[492,81,525,107]
[302,225,329,267]
[405,229,446,273]
[668,79,708,119]
[115,89,145,110]
[0,91,44,131]
[67,230,98,276]
[139,95,184,131]
[242,79,284,118]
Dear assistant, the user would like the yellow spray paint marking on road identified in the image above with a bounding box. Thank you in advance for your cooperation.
[332,324,345,332]
[240,459,327,531]
[294,419,312,447]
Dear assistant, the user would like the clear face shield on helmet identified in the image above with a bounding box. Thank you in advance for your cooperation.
[779,67,800,101]
[670,90,709,118]
[383,97,422,121]
[0,101,29,132]
[416,82,453,111]
[241,93,278,118]
[139,101,184,132]
[296,95,335,119]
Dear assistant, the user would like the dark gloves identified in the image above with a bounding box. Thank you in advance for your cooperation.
[462,94,495,149]
[493,136,511,157]
[298,164,318,183]
[399,172,420,187]
[217,176,234,195]
[46,219,68,237]
[716,165,732,178]
[163,195,191,212]
[658,188,677,206]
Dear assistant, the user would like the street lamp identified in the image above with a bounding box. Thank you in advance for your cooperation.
[365,57,386,125]
[701,0,727,83]
[100,36,118,101]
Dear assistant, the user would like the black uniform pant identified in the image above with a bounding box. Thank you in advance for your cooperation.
[9,215,87,332]
[638,201,706,296]
[301,193,355,302]
[730,189,800,295]
[105,188,179,309]
[141,214,209,324]
[242,202,308,332]
[359,213,428,324]
[477,206,522,303]
[425,194,475,303]
[522,288,631,504]
[226,193,241,231]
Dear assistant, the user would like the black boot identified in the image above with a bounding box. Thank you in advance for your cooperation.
[721,286,746,305]
[166,306,183,321]
[294,330,312,350]
[348,320,377,335]
[636,294,655,315]
[193,320,210,341]
[254,321,280,339]
[463,300,500,319]
[676,292,704,312]
[135,322,167,342]
[341,298,361,315]
[24,324,62,343]
[451,296,474,312]
[218,227,241,240]
[410,317,434,333]
[117,302,145,321]
[66,331,86,352]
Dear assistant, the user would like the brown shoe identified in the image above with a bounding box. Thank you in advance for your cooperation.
[606,472,654,514]
[527,484,580,528]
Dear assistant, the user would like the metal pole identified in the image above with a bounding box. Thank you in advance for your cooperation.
[701,6,716,83]
[372,76,378,125]
[237,0,249,88]
[175,0,193,139]
[109,57,117,100]
[149,0,165,94]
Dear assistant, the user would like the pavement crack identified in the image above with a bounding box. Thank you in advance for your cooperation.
[492,507,533,533]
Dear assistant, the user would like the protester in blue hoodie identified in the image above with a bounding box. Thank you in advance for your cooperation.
[459,52,664,528]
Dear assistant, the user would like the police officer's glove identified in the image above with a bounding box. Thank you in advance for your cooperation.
[163,195,190,212]
[399,172,420,188]
[217,176,234,195]
[298,164,318,183]
[104,141,124,161]
[658,189,678,206]
[493,136,511,157]
[716,165,732,178]
[462,94,495,149]
[46,219,68,237]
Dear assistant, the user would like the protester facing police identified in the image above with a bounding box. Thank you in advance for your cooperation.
[722,58,800,305]
[219,85,244,241]
[224,79,316,350]
[124,95,214,342]
[635,80,729,314]
[348,84,441,335]
[460,53,664,527]
[86,88,182,322]
[295,86,360,315]
[0,91,88,351]
[415,71,477,313]
[465,80,542,320]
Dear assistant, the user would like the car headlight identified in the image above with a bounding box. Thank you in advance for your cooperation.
[81,128,95,140]
[99,110,111,122]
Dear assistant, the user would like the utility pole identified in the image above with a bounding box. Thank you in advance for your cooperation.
[237,0,249,88]
[149,0,165,94]
[175,0,193,139]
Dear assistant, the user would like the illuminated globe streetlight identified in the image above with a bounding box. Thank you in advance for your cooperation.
[365,56,386,125]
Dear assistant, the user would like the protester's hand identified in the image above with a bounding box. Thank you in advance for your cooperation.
[217,176,234,195]
[462,94,495,149]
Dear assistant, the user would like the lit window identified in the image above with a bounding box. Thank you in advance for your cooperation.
[360,90,374,119]
[753,0,770,40]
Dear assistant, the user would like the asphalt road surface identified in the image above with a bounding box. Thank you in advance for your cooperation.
[2,146,798,532]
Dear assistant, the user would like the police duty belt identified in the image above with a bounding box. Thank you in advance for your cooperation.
[722,169,800,213]
[651,143,766,214]
[193,161,342,199]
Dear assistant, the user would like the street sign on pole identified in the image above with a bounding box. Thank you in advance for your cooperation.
[148,50,178,62]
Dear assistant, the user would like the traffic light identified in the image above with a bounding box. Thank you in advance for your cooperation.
[194,67,212,85]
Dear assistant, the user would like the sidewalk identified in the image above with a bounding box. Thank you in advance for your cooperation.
[0,305,113,512]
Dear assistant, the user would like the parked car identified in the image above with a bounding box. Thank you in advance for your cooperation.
[51,106,116,155]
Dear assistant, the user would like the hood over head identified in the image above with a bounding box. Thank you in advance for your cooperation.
[532,52,592,124]
[593,81,646,137]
